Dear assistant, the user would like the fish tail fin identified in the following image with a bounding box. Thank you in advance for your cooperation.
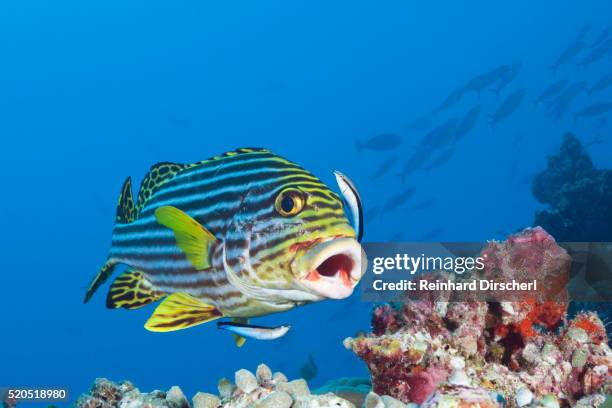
[106,269,165,310]
[232,333,247,347]
[231,317,248,347]
[84,258,119,303]
[116,177,135,224]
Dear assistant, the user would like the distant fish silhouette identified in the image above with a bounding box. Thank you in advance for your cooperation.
[491,61,522,97]
[590,24,612,48]
[547,81,586,119]
[576,43,609,70]
[397,151,433,182]
[550,40,585,73]
[464,64,512,96]
[416,118,458,151]
[406,115,433,132]
[533,79,570,107]
[432,86,465,115]
[424,147,455,173]
[299,354,318,382]
[356,134,402,152]
[488,89,526,127]
[410,198,437,213]
[383,187,416,212]
[574,22,592,43]
[588,72,612,97]
[511,133,523,148]
[371,155,399,180]
[572,102,612,122]
[453,105,481,144]
[585,134,605,148]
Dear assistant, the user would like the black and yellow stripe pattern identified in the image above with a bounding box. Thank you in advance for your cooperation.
[87,147,354,322]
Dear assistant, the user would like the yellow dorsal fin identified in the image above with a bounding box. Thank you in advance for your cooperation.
[106,270,165,310]
[144,293,222,332]
[232,317,248,347]
[154,206,217,270]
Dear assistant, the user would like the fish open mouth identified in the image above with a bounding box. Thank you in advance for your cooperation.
[293,237,366,299]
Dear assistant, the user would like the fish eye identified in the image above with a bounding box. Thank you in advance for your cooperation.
[275,188,305,217]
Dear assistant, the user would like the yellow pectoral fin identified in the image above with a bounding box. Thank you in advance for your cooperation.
[154,206,217,270]
[106,269,165,310]
[144,293,222,332]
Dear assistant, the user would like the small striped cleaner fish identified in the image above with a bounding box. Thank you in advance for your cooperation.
[84,147,366,346]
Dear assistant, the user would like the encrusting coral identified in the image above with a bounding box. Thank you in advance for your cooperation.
[75,365,356,408]
[344,227,611,407]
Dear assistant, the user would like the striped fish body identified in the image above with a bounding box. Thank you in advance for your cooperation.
[86,148,366,331]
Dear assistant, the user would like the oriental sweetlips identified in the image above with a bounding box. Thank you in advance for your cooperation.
[84,147,366,345]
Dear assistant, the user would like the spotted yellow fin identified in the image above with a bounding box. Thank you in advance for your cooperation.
[106,270,165,310]
[144,293,223,332]
[135,162,186,217]
[154,206,217,270]
[232,318,248,347]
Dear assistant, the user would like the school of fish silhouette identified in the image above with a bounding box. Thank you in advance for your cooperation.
[356,21,612,243]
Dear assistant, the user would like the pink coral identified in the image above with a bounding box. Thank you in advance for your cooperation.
[372,304,399,336]
[405,367,448,404]
[346,227,612,407]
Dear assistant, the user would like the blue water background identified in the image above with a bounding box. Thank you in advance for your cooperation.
[1,0,611,403]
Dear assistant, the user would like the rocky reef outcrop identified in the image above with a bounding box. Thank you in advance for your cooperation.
[344,227,612,407]
[75,365,356,408]
[532,132,612,242]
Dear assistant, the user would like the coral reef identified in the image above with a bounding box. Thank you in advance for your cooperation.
[76,378,189,408]
[532,133,612,242]
[345,227,612,407]
[75,365,355,408]
[74,226,610,408]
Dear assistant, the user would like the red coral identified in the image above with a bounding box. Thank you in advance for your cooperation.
[529,301,566,330]
[571,313,607,345]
